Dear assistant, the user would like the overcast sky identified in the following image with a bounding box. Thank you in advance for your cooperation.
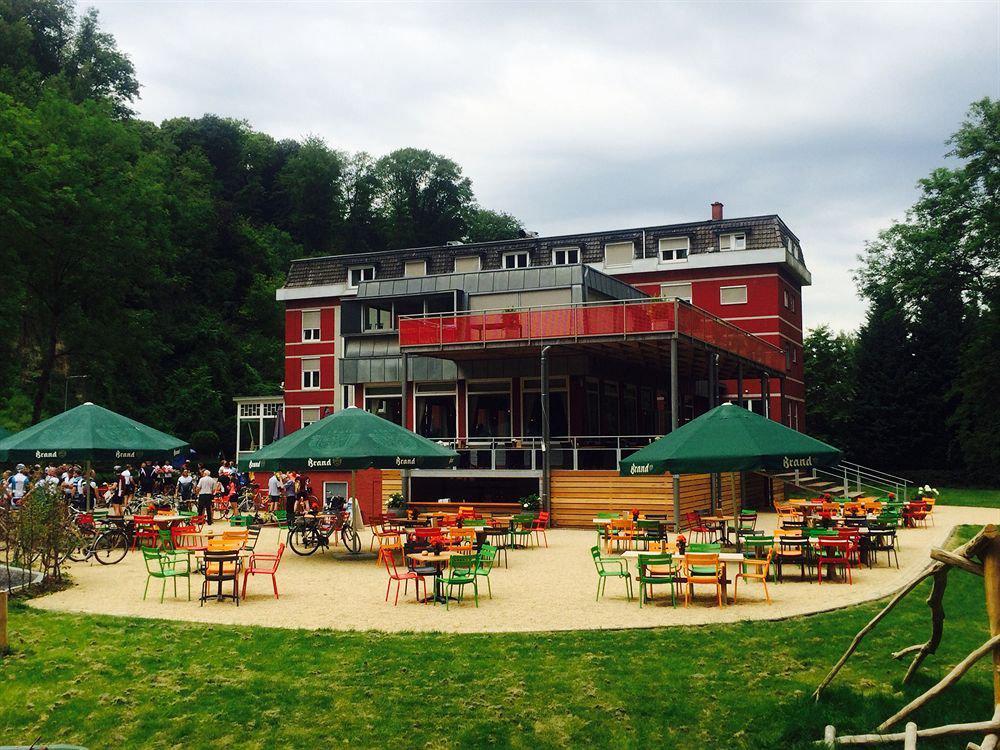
[87,1,1000,332]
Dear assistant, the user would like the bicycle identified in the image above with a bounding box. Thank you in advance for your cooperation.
[287,511,361,556]
[65,512,130,565]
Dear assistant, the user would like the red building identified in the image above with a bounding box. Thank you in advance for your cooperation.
[237,203,809,525]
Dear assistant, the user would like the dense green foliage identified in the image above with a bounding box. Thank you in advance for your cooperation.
[1,525,993,748]
[806,99,999,475]
[0,2,522,447]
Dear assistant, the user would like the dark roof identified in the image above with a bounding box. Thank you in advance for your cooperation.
[284,214,802,289]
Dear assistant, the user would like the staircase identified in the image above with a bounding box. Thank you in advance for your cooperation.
[770,460,912,501]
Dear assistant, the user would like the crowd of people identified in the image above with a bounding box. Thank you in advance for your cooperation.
[2,458,324,528]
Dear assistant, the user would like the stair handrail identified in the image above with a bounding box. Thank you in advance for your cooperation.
[838,460,912,486]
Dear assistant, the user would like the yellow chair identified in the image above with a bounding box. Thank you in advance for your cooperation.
[734,547,774,604]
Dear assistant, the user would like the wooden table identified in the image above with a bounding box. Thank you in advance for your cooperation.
[701,515,735,545]
[149,514,188,527]
[406,551,455,603]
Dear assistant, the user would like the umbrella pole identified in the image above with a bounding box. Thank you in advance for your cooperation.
[85,459,92,512]
[350,469,361,532]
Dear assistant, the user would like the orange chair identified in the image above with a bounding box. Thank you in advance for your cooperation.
[605,520,635,553]
[131,515,158,551]
[734,547,774,604]
[375,530,404,565]
[241,543,285,599]
[447,527,475,554]
[531,511,550,548]
[684,553,724,607]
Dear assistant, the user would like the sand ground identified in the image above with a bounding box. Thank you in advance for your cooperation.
[29,505,998,633]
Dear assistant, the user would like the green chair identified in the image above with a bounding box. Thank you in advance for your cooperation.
[637,553,679,608]
[274,510,289,542]
[142,547,191,603]
[634,520,663,551]
[595,512,619,545]
[156,528,174,549]
[475,544,498,598]
[590,546,632,601]
[442,553,478,609]
[462,518,487,528]
[510,514,535,549]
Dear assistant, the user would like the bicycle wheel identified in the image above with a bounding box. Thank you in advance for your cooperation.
[93,529,129,565]
[288,526,320,556]
[67,530,95,563]
[341,525,361,554]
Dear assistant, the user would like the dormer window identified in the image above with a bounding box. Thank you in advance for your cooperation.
[502,251,530,269]
[552,247,580,265]
[604,241,635,267]
[348,265,375,288]
[658,237,689,263]
[719,233,746,252]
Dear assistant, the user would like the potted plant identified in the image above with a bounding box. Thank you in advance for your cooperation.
[915,485,940,501]
[386,492,407,518]
[520,493,540,514]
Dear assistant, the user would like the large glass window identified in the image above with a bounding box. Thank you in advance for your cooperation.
[522,377,568,437]
[365,385,402,425]
[584,378,600,436]
[467,381,511,440]
[639,387,656,435]
[363,304,393,332]
[622,384,638,435]
[600,381,620,435]
[415,383,457,440]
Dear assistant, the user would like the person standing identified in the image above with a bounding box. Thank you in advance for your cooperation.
[175,468,195,511]
[283,471,297,526]
[196,469,219,525]
[138,461,155,497]
[7,464,30,506]
[160,461,175,495]
[267,471,282,512]
[120,465,135,505]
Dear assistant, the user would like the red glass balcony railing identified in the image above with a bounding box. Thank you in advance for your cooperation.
[398,298,786,372]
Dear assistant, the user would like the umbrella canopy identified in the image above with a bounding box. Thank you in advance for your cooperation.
[237,406,458,472]
[0,402,188,464]
[619,403,842,476]
[0,426,11,440]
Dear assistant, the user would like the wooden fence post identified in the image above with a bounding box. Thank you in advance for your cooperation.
[904,722,918,749]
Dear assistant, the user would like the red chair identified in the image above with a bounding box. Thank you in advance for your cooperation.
[837,529,862,570]
[816,539,853,585]
[531,511,550,548]
[414,527,444,544]
[189,515,206,532]
[241,543,285,600]
[684,512,714,544]
[131,515,158,551]
[171,525,206,552]
[379,547,426,605]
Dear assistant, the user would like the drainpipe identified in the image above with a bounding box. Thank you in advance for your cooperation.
[541,345,552,520]
[670,334,680,532]
[401,352,410,502]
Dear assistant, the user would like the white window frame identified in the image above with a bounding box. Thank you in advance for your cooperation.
[603,241,635,267]
[412,381,459,441]
[719,285,748,305]
[659,282,692,303]
[658,237,690,263]
[301,309,321,341]
[300,407,320,428]
[502,251,530,270]
[301,358,321,390]
[719,233,747,252]
[348,265,375,288]
[551,247,580,266]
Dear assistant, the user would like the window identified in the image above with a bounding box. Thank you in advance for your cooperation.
[552,247,580,265]
[415,382,457,440]
[660,282,692,303]
[322,481,348,505]
[720,285,748,305]
[502,251,529,269]
[522,377,568,437]
[365,385,402,425]
[301,358,320,389]
[792,346,797,363]
[404,259,426,277]
[300,408,320,428]
[600,381,620,435]
[604,241,635,267]
[363,304,393,332]
[454,255,481,273]
[467,381,511,439]
[658,237,689,262]
[784,289,797,312]
[785,348,793,370]
[719,232,746,252]
[348,265,375,288]
[301,310,321,341]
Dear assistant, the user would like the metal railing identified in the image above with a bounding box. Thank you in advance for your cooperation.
[397,297,787,372]
[788,461,911,501]
[426,434,662,472]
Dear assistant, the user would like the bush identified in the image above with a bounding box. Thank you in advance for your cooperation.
[2,484,78,584]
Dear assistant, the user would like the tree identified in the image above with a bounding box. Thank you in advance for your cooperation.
[274,136,345,253]
[803,325,855,449]
[374,148,474,248]
[465,207,524,243]
[63,7,138,116]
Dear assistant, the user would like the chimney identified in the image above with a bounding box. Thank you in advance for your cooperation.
[711,202,724,221]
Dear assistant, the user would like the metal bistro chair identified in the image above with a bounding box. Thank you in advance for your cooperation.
[200,549,242,606]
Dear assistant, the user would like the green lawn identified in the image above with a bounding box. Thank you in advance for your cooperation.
[0,526,995,749]
[938,486,1000,508]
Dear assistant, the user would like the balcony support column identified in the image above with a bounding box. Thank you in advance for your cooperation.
[541,345,552,520]
[670,335,681,533]
[709,352,719,513]
[401,352,410,502]
[737,363,744,408]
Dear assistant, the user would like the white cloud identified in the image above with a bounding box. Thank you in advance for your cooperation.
[87,0,1000,331]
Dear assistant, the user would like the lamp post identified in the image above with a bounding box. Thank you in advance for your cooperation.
[64,374,88,412]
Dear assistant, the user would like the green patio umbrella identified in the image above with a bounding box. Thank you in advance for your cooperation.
[0,402,187,464]
[237,406,458,530]
[619,403,841,476]
[0,426,11,440]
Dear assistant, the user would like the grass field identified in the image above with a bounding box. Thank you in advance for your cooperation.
[938,487,1000,508]
[0,525,996,749]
